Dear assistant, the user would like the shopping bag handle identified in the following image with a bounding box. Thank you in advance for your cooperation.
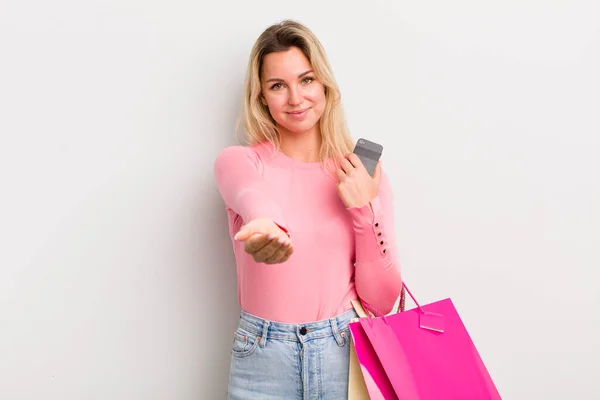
[360,283,425,319]
[360,283,445,332]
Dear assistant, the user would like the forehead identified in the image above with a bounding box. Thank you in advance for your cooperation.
[261,47,312,79]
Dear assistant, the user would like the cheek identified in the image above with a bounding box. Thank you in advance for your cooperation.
[264,94,286,115]
[308,86,327,114]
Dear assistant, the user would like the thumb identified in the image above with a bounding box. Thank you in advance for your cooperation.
[234,225,255,241]
[373,161,382,183]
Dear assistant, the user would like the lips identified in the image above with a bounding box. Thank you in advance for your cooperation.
[288,108,309,115]
[287,108,310,119]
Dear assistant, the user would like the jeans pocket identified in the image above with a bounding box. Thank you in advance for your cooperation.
[231,329,259,358]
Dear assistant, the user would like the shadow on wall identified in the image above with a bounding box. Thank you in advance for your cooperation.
[192,186,240,397]
[174,42,245,397]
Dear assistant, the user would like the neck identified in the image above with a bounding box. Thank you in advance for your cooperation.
[277,125,322,163]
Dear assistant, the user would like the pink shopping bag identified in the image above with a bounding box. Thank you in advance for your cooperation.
[348,284,502,400]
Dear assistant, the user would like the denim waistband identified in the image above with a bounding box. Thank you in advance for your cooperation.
[237,308,358,344]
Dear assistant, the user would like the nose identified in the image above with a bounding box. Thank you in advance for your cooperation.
[287,86,302,106]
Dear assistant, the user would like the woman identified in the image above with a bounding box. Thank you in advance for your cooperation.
[213,20,402,399]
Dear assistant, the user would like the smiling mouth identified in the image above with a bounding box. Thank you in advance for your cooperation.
[287,108,310,115]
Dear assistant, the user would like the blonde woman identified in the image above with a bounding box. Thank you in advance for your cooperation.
[213,20,402,399]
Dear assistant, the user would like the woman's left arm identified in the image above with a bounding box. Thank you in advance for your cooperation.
[338,154,402,314]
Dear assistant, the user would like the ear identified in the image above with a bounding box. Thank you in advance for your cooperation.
[260,95,267,106]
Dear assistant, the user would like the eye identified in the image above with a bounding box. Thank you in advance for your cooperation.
[302,76,314,84]
[270,83,283,90]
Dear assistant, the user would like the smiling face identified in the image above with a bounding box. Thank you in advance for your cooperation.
[260,46,327,137]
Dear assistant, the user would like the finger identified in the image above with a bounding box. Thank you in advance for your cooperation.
[235,225,258,241]
[339,157,354,174]
[346,153,363,169]
[252,233,284,253]
[234,227,247,241]
[267,245,294,264]
[264,242,292,264]
[373,161,382,183]
[245,234,275,254]
[255,237,289,262]
[335,168,346,182]
[273,249,293,264]
[282,245,294,261]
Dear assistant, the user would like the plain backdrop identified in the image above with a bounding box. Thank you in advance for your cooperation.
[1,1,599,399]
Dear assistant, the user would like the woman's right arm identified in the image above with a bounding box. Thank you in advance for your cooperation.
[213,145,290,236]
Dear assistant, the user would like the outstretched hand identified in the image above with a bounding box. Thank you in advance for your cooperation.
[234,218,294,264]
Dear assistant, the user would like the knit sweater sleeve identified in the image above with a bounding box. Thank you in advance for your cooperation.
[346,169,402,314]
[213,146,289,234]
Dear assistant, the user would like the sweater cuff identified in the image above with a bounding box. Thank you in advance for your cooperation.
[347,196,390,261]
[238,189,291,237]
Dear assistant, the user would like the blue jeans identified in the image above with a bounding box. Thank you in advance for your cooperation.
[227,308,358,399]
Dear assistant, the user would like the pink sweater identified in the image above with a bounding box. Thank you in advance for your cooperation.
[213,141,402,323]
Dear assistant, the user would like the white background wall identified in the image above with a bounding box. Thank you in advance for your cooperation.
[1,1,599,399]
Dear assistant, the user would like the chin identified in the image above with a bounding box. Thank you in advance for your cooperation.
[279,118,321,135]
[284,124,318,135]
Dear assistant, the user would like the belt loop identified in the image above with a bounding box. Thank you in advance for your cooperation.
[259,319,270,348]
[329,317,345,347]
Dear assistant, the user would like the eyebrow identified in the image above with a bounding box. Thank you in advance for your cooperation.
[265,70,314,83]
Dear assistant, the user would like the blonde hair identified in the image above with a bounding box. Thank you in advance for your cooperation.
[238,20,354,170]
